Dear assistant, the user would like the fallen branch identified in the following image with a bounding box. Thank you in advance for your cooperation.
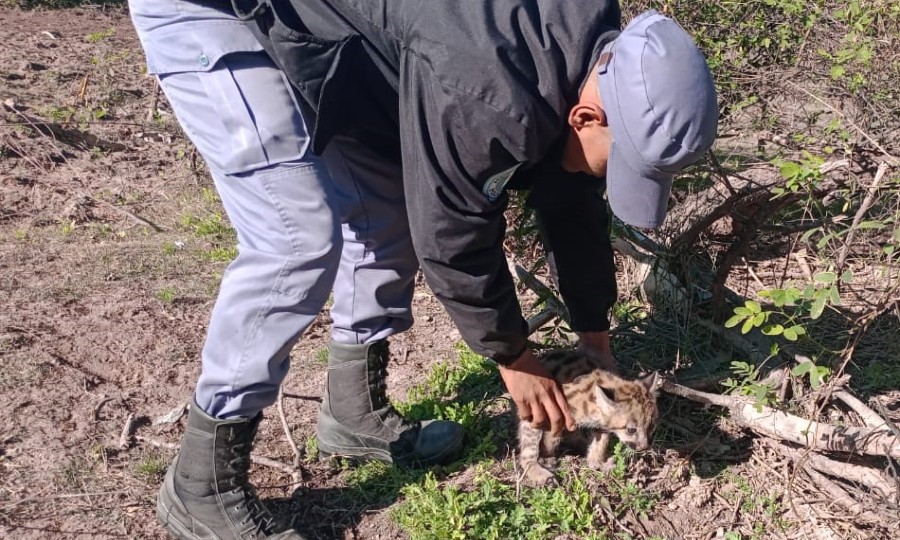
[833,390,890,431]
[276,387,304,489]
[118,413,136,450]
[804,467,872,517]
[837,161,891,270]
[526,308,559,335]
[774,442,895,498]
[661,380,900,458]
[514,264,570,324]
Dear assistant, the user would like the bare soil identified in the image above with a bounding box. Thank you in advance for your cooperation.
[1,5,898,540]
[0,6,461,538]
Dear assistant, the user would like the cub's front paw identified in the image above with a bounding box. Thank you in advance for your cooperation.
[586,456,617,473]
[523,463,559,487]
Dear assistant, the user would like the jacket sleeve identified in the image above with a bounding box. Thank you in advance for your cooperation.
[399,61,537,364]
[527,168,617,333]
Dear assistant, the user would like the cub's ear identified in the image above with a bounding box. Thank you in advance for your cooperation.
[640,372,664,395]
[594,385,617,408]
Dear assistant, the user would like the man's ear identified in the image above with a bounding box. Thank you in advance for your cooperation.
[567,102,607,130]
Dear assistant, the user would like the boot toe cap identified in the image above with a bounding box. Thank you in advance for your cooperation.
[414,420,465,465]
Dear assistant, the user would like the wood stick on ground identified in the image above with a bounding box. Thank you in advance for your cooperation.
[514,264,570,323]
[118,413,136,449]
[526,307,559,335]
[837,161,891,270]
[803,467,868,516]
[661,380,900,458]
[146,78,162,122]
[276,387,305,489]
[774,442,895,498]
[833,390,890,431]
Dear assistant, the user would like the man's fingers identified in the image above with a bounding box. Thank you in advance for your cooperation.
[545,399,565,436]
[529,399,549,431]
[552,386,575,431]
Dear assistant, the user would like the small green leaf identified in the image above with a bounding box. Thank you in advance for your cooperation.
[734,306,751,316]
[809,372,822,390]
[810,294,827,319]
[829,286,841,306]
[762,324,784,336]
[792,362,812,376]
[752,312,766,327]
[725,315,744,328]
[840,270,853,284]
[830,64,846,79]
[779,161,802,180]
[745,301,762,314]
[803,284,816,300]
[783,327,798,341]
[814,271,837,284]
[741,317,754,335]
[885,245,896,255]
[800,228,818,242]
[858,220,885,230]
[790,325,807,336]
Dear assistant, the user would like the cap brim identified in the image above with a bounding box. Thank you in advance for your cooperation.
[606,141,673,229]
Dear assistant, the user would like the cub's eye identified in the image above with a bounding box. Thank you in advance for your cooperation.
[626,427,637,435]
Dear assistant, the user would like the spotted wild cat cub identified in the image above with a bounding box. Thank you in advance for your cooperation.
[518,349,662,486]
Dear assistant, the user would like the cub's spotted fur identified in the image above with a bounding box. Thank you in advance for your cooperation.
[518,349,661,486]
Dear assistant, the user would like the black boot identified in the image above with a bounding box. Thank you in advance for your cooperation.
[157,402,305,540]
[316,340,465,466]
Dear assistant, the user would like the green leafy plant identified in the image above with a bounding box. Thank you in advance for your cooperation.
[721,360,778,411]
[771,152,825,196]
[726,270,849,338]
[791,358,831,390]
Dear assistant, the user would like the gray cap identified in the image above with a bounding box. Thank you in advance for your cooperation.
[598,10,718,228]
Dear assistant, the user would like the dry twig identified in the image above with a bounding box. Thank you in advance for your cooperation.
[836,161,892,270]
[774,442,895,498]
[276,387,304,489]
[661,380,900,458]
[118,413,136,449]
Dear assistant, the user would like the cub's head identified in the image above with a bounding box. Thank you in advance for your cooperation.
[593,372,662,451]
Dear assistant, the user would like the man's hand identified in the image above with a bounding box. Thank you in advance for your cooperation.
[498,349,575,435]
[577,330,617,373]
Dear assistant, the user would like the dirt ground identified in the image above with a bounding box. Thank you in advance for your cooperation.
[1,4,898,540]
[0,5,463,538]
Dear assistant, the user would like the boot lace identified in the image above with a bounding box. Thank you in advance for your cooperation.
[368,343,414,429]
[227,442,280,538]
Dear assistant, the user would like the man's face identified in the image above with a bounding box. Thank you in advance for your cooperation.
[560,64,613,178]
[560,112,613,178]
[581,126,612,178]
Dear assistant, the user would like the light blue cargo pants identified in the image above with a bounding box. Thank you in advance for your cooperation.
[129,0,417,419]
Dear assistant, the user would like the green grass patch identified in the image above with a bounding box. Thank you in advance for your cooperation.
[394,343,503,464]
[132,452,169,484]
[394,465,613,540]
[178,212,235,240]
[155,286,177,303]
[380,345,659,539]
[201,246,238,263]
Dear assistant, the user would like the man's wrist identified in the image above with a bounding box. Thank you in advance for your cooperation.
[493,345,529,367]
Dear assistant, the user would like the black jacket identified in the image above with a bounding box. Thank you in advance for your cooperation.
[241,0,621,363]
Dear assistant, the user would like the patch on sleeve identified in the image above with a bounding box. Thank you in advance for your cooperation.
[482,163,524,202]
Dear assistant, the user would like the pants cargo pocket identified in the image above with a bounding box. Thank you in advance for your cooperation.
[158,50,311,176]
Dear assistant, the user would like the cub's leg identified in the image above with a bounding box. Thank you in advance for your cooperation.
[586,431,616,472]
[518,423,557,486]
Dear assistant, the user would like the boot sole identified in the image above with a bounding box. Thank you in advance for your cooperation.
[157,495,199,540]
[318,439,464,468]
